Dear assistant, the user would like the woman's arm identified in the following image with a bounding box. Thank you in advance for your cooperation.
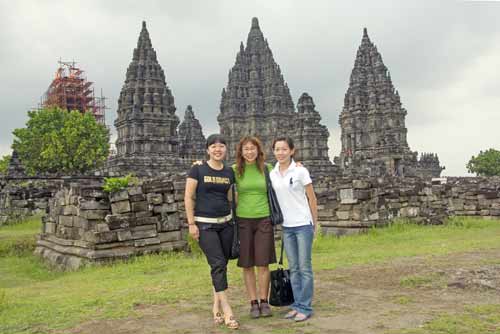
[184,178,199,240]
[305,184,318,227]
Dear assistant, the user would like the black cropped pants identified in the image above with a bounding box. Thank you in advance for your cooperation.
[196,222,234,292]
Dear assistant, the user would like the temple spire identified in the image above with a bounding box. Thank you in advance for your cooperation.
[109,21,179,175]
[251,17,260,29]
[338,27,443,177]
[178,105,206,161]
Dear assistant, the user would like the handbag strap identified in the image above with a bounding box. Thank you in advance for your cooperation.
[264,164,272,190]
[231,183,237,223]
[278,235,284,265]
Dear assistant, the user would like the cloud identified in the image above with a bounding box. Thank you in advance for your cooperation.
[0,0,499,176]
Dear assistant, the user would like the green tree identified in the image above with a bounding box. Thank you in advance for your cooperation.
[12,108,109,175]
[0,155,11,174]
[466,148,500,176]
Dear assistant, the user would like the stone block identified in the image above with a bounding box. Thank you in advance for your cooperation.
[158,231,182,243]
[129,194,146,202]
[355,190,371,200]
[153,203,177,214]
[143,181,174,193]
[131,225,158,239]
[11,199,28,207]
[339,188,357,204]
[131,201,148,212]
[147,193,163,205]
[82,231,97,243]
[134,238,161,247]
[109,190,129,203]
[96,223,110,232]
[80,188,106,199]
[34,201,48,209]
[351,209,361,221]
[136,211,153,218]
[464,204,477,211]
[490,209,500,216]
[480,210,490,216]
[111,200,131,214]
[353,180,370,189]
[58,215,74,227]
[318,209,335,218]
[105,214,134,230]
[336,211,350,220]
[95,231,118,243]
[136,216,159,226]
[449,199,464,211]
[401,207,419,217]
[62,205,77,216]
[79,199,110,210]
[128,186,143,196]
[117,230,133,241]
[164,193,175,204]
[388,202,402,209]
[73,217,92,230]
[45,222,56,234]
[368,212,380,220]
[79,209,109,220]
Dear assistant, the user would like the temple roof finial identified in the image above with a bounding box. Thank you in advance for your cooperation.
[142,21,147,29]
[251,17,260,29]
[363,27,368,37]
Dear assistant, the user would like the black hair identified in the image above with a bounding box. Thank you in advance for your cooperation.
[206,134,227,148]
[272,136,295,151]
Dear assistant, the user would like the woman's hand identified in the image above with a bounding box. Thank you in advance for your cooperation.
[189,224,200,241]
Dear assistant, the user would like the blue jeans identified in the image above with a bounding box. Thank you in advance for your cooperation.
[282,224,314,316]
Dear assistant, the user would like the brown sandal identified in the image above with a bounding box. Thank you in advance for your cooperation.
[213,312,224,325]
[224,316,240,330]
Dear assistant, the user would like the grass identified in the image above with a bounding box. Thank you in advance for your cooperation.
[0,215,41,257]
[392,304,500,334]
[0,217,499,333]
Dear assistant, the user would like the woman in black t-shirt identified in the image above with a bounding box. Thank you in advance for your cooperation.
[184,134,239,330]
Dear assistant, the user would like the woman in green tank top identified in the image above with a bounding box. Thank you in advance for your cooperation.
[233,136,276,319]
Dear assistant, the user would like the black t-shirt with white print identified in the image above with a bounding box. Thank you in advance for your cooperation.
[188,162,235,218]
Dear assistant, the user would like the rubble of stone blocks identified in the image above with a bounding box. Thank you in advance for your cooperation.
[35,176,188,270]
[0,178,61,226]
[315,176,500,236]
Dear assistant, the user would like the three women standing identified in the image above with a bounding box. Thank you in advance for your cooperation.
[184,134,317,328]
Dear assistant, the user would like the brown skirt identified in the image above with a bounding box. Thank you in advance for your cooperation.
[237,216,277,268]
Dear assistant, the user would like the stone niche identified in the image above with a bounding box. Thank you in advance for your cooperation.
[35,176,188,270]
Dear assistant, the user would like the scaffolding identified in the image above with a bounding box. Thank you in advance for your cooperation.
[40,61,106,125]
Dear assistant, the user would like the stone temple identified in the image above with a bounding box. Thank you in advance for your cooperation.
[338,28,444,177]
[217,18,333,173]
[178,105,206,162]
[107,22,191,176]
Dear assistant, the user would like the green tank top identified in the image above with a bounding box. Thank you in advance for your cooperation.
[232,163,272,218]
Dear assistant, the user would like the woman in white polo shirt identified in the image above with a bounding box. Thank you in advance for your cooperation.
[270,136,318,322]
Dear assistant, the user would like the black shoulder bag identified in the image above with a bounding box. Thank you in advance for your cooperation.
[264,166,284,226]
[269,238,294,306]
[229,183,240,260]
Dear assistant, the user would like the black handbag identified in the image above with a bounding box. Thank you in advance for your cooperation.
[229,184,240,260]
[264,166,284,226]
[269,238,294,306]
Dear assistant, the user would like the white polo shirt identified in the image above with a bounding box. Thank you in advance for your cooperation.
[269,160,313,228]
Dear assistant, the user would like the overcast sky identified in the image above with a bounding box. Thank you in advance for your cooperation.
[1,0,499,176]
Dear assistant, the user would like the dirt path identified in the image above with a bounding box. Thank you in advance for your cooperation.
[65,249,500,334]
